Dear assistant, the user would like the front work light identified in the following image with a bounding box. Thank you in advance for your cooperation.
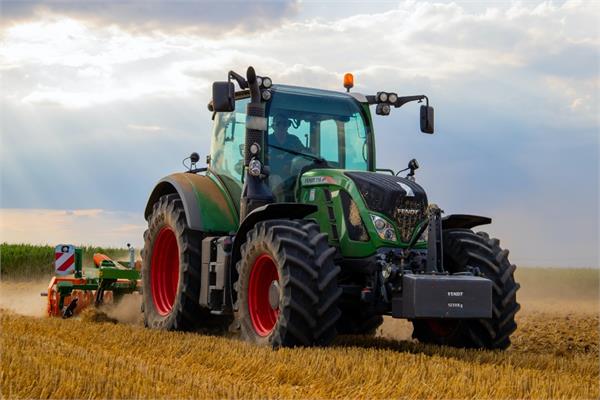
[377,92,389,102]
[388,93,398,104]
[376,103,390,115]
[261,89,272,101]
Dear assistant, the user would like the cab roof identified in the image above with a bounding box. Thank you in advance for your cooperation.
[208,84,368,111]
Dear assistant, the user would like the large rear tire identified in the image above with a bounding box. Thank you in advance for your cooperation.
[142,194,226,331]
[235,219,341,348]
[412,229,520,349]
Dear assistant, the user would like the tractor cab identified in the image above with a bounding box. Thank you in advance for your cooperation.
[209,85,374,203]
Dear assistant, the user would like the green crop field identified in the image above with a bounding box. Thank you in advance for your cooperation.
[0,243,130,279]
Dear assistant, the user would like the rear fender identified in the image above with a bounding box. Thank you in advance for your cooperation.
[442,214,491,230]
[144,173,238,233]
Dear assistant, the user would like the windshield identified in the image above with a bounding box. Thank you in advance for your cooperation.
[266,86,371,201]
[209,87,372,204]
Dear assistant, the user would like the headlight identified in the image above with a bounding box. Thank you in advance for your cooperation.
[388,92,398,104]
[248,159,262,176]
[377,92,388,102]
[249,142,261,155]
[370,214,397,242]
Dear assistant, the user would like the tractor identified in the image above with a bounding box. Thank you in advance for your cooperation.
[141,66,520,349]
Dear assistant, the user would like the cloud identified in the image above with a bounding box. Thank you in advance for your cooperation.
[127,124,163,132]
[2,0,597,117]
[1,0,299,33]
[1,1,598,267]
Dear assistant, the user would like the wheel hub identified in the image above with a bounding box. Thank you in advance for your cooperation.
[268,280,280,310]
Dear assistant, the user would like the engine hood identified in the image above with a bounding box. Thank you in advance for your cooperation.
[345,171,428,242]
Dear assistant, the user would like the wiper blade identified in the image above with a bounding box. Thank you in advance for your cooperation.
[268,143,327,164]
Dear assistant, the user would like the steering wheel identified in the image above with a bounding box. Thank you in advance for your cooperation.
[271,176,298,202]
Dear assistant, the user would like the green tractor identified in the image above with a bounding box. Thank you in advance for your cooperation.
[142,66,520,349]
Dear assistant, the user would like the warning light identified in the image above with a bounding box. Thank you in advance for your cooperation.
[343,73,354,92]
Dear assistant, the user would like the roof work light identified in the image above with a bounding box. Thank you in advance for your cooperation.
[343,73,354,92]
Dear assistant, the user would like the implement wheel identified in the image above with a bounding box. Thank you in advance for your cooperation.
[412,229,520,349]
[235,219,341,348]
[142,194,226,331]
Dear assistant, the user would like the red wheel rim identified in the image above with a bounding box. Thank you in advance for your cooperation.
[150,227,179,316]
[248,253,280,336]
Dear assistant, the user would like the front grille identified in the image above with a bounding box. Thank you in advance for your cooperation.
[391,197,427,242]
[345,171,427,242]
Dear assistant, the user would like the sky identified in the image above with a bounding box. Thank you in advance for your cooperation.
[0,0,598,267]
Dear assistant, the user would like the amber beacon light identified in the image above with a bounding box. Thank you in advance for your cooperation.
[343,73,354,92]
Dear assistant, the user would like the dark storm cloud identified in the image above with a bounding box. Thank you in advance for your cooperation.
[1,0,299,32]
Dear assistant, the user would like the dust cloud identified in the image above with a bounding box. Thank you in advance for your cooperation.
[101,293,143,325]
[0,279,143,324]
[0,279,48,317]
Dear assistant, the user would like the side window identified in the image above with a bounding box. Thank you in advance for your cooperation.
[210,98,249,186]
[319,119,339,164]
[344,113,368,170]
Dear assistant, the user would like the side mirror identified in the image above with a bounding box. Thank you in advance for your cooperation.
[212,81,235,112]
[420,105,434,134]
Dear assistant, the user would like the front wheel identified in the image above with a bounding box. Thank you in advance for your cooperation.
[235,219,341,348]
[412,229,520,349]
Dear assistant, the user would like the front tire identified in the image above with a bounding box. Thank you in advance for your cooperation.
[412,229,520,349]
[235,219,341,347]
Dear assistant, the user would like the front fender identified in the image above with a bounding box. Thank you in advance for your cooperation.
[144,173,238,233]
[231,202,318,262]
[442,214,491,230]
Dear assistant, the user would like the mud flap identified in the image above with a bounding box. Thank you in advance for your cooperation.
[392,274,492,319]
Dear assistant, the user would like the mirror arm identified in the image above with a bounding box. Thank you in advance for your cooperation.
[365,94,429,107]
[392,95,428,108]
[376,168,396,175]
[228,70,248,89]
[365,95,378,105]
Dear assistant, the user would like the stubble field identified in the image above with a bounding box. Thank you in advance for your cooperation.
[1,260,598,399]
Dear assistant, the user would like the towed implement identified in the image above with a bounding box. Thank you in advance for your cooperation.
[142,67,520,349]
[43,244,140,318]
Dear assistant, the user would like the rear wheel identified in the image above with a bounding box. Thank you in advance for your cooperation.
[412,229,520,349]
[235,219,341,347]
[142,194,227,331]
